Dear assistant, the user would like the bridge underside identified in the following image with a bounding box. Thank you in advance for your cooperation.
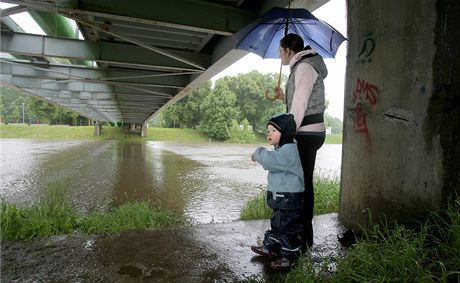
[0,0,327,125]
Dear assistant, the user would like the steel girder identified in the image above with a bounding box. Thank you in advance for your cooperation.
[0,0,325,124]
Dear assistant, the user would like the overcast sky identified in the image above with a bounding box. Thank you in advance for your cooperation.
[212,0,347,120]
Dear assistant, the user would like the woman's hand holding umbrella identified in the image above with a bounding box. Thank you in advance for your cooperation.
[264,63,285,101]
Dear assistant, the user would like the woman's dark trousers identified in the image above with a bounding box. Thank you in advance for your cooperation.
[296,134,325,249]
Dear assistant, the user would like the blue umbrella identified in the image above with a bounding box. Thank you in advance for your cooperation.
[233,7,346,59]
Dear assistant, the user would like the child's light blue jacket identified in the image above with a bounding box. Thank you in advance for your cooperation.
[253,143,304,195]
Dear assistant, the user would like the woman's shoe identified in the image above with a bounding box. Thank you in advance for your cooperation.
[250,245,279,258]
[270,258,292,271]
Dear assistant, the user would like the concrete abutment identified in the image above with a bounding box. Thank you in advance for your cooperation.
[340,0,459,231]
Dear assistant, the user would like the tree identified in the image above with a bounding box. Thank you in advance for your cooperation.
[1,86,88,125]
[199,81,239,140]
[325,114,343,134]
[0,87,27,123]
[218,71,285,133]
[162,81,212,128]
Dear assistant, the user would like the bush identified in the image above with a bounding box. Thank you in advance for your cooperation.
[227,119,256,143]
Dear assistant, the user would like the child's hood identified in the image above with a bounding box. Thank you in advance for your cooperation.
[268,113,297,147]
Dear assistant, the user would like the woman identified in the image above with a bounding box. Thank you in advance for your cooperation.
[274,33,328,251]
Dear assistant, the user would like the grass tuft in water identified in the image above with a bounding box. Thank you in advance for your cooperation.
[240,186,272,220]
[77,201,185,234]
[1,179,75,241]
[0,179,185,241]
[240,174,340,220]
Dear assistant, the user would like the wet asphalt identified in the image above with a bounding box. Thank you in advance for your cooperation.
[1,213,347,282]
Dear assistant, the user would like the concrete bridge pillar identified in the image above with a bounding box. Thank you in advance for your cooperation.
[141,122,148,137]
[130,123,136,132]
[340,0,459,231]
[93,121,102,136]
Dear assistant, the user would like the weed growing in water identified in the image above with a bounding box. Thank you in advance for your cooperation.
[0,179,185,241]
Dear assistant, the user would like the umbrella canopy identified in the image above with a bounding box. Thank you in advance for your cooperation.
[233,7,346,58]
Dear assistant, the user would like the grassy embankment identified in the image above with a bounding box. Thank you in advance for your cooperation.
[284,196,460,282]
[242,184,459,282]
[0,179,185,241]
[0,124,343,144]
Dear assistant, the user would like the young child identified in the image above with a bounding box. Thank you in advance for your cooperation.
[250,113,305,271]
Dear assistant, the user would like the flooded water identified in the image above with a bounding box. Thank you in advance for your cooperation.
[0,139,341,224]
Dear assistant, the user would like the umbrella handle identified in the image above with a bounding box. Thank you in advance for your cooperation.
[264,89,277,101]
[264,87,284,101]
[264,60,284,101]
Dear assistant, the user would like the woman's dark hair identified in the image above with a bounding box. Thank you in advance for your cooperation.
[280,33,304,53]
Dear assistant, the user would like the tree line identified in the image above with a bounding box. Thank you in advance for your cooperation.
[154,71,343,140]
[0,87,89,126]
[1,71,342,141]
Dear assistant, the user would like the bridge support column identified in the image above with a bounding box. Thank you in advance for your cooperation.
[130,123,136,132]
[141,122,148,137]
[340,0,459,231]
[93,122,102,136]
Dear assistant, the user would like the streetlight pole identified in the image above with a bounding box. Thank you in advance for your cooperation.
[22,102,25,124]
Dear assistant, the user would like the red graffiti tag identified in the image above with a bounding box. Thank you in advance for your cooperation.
[351,78,381,151]
[353,104,368,132]
[354,79,379,105]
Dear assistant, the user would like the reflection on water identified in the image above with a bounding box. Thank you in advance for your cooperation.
[0,140,341,224]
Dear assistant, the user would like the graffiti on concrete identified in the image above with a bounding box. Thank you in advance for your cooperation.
[352,78,381,150]
[357,34,375,63]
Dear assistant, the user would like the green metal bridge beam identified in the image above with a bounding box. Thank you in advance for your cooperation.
[1,31,211,72]
[4,0,258,35]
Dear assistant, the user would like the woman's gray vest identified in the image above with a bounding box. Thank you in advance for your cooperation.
[285,54,328,126]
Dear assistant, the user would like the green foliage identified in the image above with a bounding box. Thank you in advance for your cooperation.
[240,187,272,220]
[0,87,28,123]
[0,179,185,241]
[0,86,88,125]
[220,71,285,133]
[77,201,185,234]
[162,81,212,128]
[286,196,460,282]
[0,125,210,143]
[325,113,343,134]
[227,119,257,143]
[200,82,240,140]
[239,174,340,220]
[160,72,287,138]
[314,173,340,214]
[0,179,75,241]
[325,134,342,144]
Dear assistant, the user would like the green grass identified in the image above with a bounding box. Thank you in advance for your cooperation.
[0,124,210,143]
[240,185,273,220]
[0,179,185,241]
[0,124,342,144]
[325,134,342,144]
[240,174,340,220]
[286,197,460,282]
[77,202,184,234]
[243,196,460,283]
